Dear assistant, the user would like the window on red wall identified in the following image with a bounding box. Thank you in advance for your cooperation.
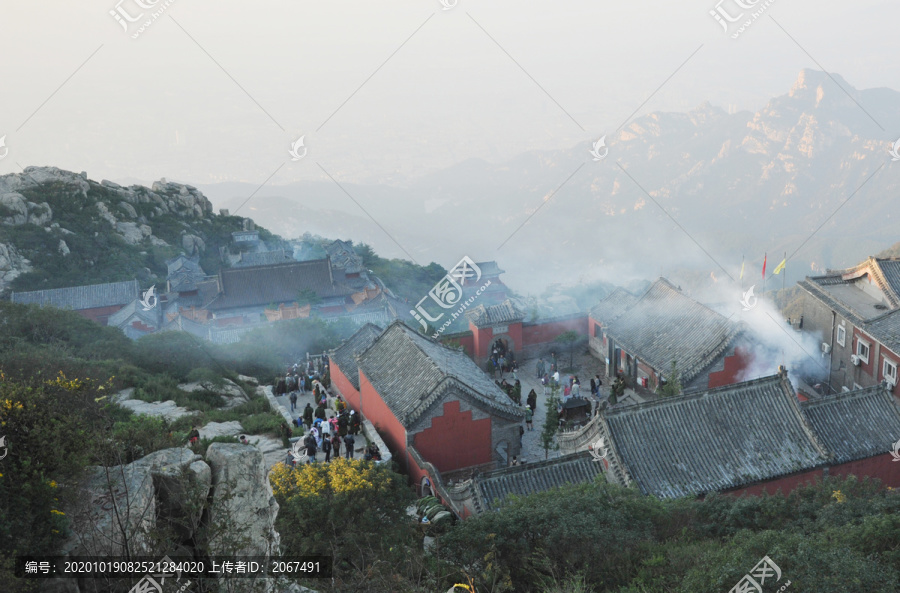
[884,357,898,385]
[857,339,871,364]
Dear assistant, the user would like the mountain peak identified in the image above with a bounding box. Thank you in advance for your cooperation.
[789,69,852,99]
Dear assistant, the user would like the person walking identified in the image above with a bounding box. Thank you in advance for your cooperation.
[321,432,332,462]
[332,433,342,458]
[525,406,533,430]
[302,403,314,431]
[344,434,356,459]
[527,388,537,411]
[304,431,317,464]
[289,390,298,413]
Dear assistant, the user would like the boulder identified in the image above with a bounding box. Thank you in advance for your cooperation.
[116,398,197,422]
[96,202,118,226]
[0,242,32,293]
[245,433,290,470]
[199,420,244,439]
[27,201,53,226]
[178,378,249,409]
[58,240,70,256]
[118,201,138,218]
[116,222,144,245]
[133,448,211,542]
[0,192,28,225]
[182,233,206,254]
[62,463,156,558]
[239,374,260,386]
[206,443,280,558]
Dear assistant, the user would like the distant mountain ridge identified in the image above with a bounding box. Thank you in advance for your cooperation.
[196,69,900,292]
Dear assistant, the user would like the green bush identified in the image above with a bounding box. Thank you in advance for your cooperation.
[108,414,180,464]
[239,413,284,435]
[186,367,227,388]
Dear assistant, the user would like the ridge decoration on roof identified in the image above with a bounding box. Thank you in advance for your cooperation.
[356,320,525,427]
[598,372,831,498]
[603,278,743,384]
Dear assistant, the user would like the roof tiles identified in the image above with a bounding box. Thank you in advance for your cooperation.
[356,321,524,426]
[604,278,742,383]
[603,373,828,498]
[11,279,140,311]
[801,384,900,464]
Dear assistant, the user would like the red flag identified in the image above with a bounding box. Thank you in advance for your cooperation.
[762,253,767,278]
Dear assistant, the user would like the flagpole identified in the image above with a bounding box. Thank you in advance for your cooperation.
[763,253,766,295]
[782,251,787,315]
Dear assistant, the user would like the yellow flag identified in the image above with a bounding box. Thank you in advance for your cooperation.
[773,258,787,275]
[740,260,745,280]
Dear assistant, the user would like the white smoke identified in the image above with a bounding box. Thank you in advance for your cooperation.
[694,282,829,388]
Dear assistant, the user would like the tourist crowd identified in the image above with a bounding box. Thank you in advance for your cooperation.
[276,354,383,467]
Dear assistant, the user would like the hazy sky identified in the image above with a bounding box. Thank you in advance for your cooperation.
[2,0,898,187]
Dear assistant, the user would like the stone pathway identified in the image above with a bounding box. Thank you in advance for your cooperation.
[270,385,369,460]
[496,350,650,464]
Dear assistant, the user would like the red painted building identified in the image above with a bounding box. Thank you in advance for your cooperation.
[461,299,589,366]
[329,323,383,413]
[332,320,525,478]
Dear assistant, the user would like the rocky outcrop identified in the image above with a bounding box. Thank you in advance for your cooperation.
[199,420,244,439]
[206,443,281,557]
[133,448,211,543]
[0,192,51,226]
[0,242,32,287]
[113,396,197,422]
[178,378,250,409]
[56,445,284,593]
[182,232,206,254]
[0,166,239,296]
[62,463,157,558]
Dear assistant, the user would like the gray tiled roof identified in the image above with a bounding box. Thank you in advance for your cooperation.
[166,254,206,292]
[879,260,900,304]
[603,373,828,498]
[801,384,900,464]
[475,451,601,511]
[604,278,742,383]
[474,261,505,277]
[800,277,900,357]
[589,287,639,323]
[330,323,383,390]
[11,279,140,311]
[465,299,524,328]
[325,240,365,273]
[204,259,341,311]
[357,320,525,426]
[806,257,900,313]
[108,298,161,329]
[232,249,295,268]
[865,310,900,357]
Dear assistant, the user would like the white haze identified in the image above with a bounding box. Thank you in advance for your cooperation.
[2,0,898,305]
